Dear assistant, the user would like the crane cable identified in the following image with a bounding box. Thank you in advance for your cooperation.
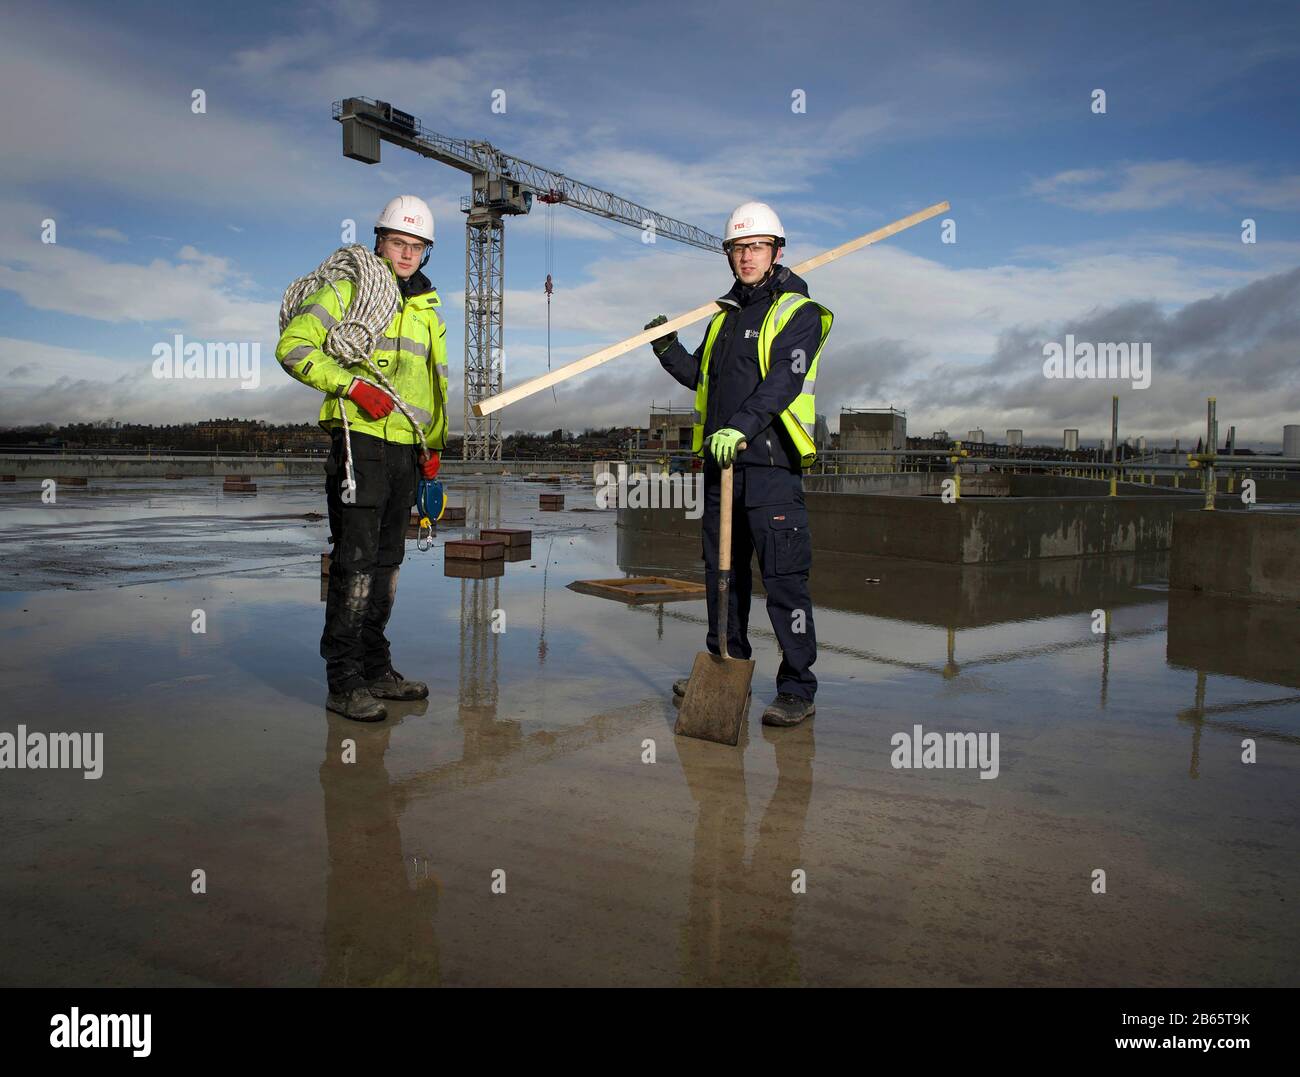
[544,201,557,403]
[278,245,431,499]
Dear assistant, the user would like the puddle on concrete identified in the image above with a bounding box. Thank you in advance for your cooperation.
[0,477,1296,986]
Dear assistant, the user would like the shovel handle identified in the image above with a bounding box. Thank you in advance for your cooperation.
[717,442,745,660]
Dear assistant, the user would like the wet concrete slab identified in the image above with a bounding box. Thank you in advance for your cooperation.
[0,477,1297,986]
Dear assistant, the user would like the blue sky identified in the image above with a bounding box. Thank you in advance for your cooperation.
[2,0,1298,446]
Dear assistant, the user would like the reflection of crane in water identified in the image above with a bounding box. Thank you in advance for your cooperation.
[538,535,555,667]
[458,483,502,751]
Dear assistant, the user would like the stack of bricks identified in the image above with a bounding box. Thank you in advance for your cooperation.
[479,528,532,563]
[444,537,505,579]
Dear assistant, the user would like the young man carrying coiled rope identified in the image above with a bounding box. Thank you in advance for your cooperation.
[276,195,449,722]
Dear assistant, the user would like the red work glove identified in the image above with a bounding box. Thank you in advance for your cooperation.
[347,379,395,420]
[419,451,441,479]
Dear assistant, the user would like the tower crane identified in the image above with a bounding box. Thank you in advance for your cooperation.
[334,97,724,461]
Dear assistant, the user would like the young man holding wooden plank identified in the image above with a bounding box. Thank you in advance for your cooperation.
[646,202,833,727]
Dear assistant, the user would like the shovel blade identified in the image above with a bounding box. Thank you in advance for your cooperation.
[674,650,756,746]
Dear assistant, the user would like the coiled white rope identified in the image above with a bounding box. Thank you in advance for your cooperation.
[279,245,430,497]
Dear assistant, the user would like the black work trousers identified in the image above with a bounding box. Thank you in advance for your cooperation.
[321,428,418,693]
[701,463,817,702]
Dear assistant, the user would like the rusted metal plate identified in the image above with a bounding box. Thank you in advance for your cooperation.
[567,576,706,605]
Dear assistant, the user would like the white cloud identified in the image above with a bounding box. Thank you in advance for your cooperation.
[0,230,276,341]
[1029,160,1300,213]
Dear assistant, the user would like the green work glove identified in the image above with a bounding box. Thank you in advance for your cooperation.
[644,314,677,356]
[707,427,746,468]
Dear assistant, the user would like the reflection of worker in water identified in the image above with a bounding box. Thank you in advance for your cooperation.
[319,713,439,986]
[677,724,815,985]
[648,202,832,727]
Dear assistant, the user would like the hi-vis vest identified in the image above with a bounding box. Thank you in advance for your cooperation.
[692,292,833,468]
[275,262,449,449]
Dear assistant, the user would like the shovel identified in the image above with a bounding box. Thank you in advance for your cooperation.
[674,447,755,746]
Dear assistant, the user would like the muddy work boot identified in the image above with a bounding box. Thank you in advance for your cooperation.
[366,667,428,701]
[761,693,815,727]
[327,685,387,723]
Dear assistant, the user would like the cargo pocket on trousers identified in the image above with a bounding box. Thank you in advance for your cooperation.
[768,507,812,576]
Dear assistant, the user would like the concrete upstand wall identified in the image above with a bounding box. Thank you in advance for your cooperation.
[1170,511,1300,602]
[0,455,322,479]
[0,454,596,480]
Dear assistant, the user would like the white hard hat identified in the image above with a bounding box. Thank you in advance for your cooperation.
[724,201,784,248]
[375,194,435,244]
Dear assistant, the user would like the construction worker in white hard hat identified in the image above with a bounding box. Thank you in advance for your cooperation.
[646,202,832,727]
[276,195,449,722]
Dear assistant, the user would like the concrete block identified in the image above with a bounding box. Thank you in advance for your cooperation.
[1171,510,1300,602]
[445,539,505,561]
[480,527,532,548]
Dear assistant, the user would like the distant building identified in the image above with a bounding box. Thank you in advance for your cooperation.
[647,404,693,453]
